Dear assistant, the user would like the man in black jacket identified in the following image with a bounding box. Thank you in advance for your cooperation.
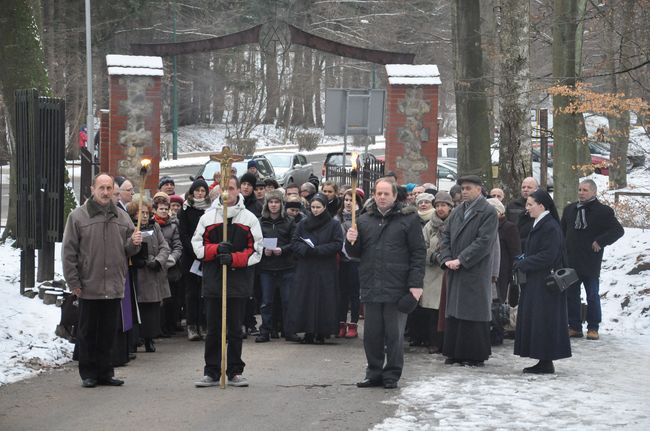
[506,177,538,252]
[345,178,426,389]
[561,179,623,340]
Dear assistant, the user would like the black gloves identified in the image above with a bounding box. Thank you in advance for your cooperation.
[147,260,161,271]
[218,253,233,266]
[217,241,233,254]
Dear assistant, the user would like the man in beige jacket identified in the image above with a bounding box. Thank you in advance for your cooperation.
[62,173,142,388]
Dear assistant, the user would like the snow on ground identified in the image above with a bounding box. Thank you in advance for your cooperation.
[0,241,73,386]
[377,335,650,431]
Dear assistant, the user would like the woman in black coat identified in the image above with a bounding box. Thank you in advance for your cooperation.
[513,189,571,374]
[288,193,344,344]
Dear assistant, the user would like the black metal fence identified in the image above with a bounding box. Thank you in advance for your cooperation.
[324,158,385,197]
[15,89,65,291]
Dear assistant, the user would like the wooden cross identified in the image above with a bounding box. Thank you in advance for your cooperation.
[208,145,243,389]
[210,146,244,186]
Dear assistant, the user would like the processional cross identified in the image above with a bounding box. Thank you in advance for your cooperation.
[209,145,244,388]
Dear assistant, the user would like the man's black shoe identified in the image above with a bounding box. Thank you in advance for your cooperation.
[81,378,97,388]
[383,380,398,389]
[356,378,383,388]
[255,334,270,343]
[285,334,301,342]
[97,378,125,386]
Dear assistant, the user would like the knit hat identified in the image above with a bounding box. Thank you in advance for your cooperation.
[415,193,434,205]
[264,178,280,189]
[310,193,328,208]
[354,188,365,200]
[189,177,209,195]
[240,172,257,187]
[486,197,506,215]
[247,160,258,169]
[434,191,453,207]
[255,178,266,189]
[169,194,184,205]
[158,175,175,189]
[405,183,417,193]
[285,196,303,209]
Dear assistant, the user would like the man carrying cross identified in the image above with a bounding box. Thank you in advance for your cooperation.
[192,151,263,388]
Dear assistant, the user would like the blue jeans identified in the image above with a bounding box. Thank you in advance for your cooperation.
[567,274,601,331]
[259,270,294,335]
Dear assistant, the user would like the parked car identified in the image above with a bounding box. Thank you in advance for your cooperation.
[264,152,312,187]
[438,141,458,159]
[321,152,380,182]
[192,154,276,187]
[437,158,457,192]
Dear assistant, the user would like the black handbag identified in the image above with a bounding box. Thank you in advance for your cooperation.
[545,268,579,293]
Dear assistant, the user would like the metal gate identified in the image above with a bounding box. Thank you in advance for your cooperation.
[15,89,65,291]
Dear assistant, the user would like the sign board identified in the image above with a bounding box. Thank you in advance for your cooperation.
[324,89,385,136]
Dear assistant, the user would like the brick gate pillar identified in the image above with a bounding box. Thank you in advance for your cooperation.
[104,54,164,194]
[384,65,441,185]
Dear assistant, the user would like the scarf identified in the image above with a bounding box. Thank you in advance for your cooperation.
[303,209,332,232]
[154,214,169,226]
[186,196,211,211]
[418,207,435,223]
[575,197,596,230]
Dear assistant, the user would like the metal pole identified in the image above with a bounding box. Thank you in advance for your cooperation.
[84,0,94,161]
[369,65,376,157]
[172,1,178,160]
[342,90,348,183]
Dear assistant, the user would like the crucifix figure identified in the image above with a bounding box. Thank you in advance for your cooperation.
[209,145,244,388]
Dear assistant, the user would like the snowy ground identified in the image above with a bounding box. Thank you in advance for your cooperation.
[0,241,73,385]
[1,119,649,429]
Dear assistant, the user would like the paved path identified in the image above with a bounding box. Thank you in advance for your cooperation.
[0,326,398,431]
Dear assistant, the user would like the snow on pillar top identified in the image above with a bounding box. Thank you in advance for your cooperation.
[106,54,164,76]
[385,64,441,86]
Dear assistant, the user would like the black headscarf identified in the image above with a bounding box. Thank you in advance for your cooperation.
[304,193,332,231]
[530,189,559,222]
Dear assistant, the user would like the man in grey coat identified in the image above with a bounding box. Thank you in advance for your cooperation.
[438,175,498,366]
[346,178,426,389]
[62,173,142,388]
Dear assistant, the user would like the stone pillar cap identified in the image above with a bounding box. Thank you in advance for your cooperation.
[107,54,163,76]
[385,64,440,85]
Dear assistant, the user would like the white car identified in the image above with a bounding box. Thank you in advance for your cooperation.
[437,158,457,191]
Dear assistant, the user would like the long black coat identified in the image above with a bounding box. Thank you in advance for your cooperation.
[514,214,571,361]
[178,203,206,271]
[561,199,624,276]
[496,218,521,303]
[506,197,534,252]
[288,215,343,335]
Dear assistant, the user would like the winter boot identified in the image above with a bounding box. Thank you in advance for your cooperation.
[187,325,201,341]
[345,323,358,338]
[337,322,347,338]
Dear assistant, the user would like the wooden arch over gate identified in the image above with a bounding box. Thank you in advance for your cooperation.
[130,21,414,64]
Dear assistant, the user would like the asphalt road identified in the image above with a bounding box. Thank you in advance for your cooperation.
[0,325,398,431]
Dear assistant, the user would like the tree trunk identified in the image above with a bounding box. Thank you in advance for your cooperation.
[575,0,591,170]
[552,0,580,215]
[290,47,304,126]
[314,54,324,128]
[496,0,531,201]
[0,0,51,241]
[212,54,226,123]
[608,0,634,189]
[302,48,315,128]
[262,51,279,124]
[452,0,492,186]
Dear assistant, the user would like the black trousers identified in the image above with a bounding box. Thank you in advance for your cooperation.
[184,272,205,327]
[204,297,247,380]
[338,261,361,323]
[77,298,121,380]
[363,302,408,383]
